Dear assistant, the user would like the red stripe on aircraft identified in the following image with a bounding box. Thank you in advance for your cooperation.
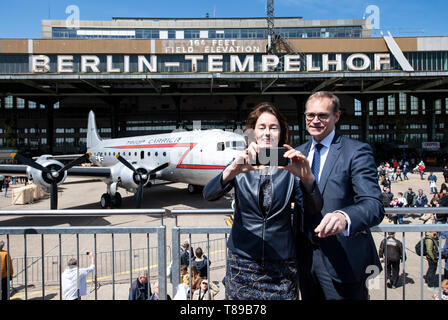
[106,143,224,170]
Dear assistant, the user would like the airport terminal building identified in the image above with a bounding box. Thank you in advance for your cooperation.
[0,17,447,164]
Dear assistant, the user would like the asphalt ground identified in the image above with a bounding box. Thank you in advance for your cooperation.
[0,170,447,300]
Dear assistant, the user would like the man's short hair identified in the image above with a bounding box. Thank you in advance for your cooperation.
[0,240,4,250]
[306,91,341,113]
[138,270,148,278]
[67,258,77,267]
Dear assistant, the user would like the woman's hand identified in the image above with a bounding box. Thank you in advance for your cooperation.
[221,143,257,184]
[280,144,315,184]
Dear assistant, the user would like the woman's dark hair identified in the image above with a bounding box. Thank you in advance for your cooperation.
[245,102,290,146]
[195,247,203,258]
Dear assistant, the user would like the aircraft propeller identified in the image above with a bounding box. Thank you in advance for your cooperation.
[115,154,169,208]
[11,152,92,210]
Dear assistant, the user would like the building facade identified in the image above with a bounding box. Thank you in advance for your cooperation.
[0,17,447,165]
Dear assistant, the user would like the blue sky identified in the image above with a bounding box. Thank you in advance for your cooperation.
[0,0,447,38]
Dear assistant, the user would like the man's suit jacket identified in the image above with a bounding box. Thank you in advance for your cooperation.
[296,131,384,283]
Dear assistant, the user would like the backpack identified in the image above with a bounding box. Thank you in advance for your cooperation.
[415,237,438,258]
[415,240,427,256]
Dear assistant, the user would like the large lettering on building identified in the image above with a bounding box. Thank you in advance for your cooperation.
[30,53,391,73]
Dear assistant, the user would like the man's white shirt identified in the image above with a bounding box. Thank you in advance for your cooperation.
[62,264,95,300]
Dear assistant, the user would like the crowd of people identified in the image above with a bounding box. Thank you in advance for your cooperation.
[0,175,30,197]
[377,158,448,299]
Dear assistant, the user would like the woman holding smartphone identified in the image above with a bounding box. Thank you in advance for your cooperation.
[203,102,322,300]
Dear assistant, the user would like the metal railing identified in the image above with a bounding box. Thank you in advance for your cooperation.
[10,245,171,287]
[0,225,167,300]
[0,207,447,300]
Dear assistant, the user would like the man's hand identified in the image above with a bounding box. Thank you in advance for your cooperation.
[314,211,347,238]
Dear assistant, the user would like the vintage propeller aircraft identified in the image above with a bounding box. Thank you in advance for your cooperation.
[0,111,246,209]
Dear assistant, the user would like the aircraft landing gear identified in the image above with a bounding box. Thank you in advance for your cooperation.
[100,192,122,208]
[187,184,203,194]
[112,192,122,208]
[100,193,112,209]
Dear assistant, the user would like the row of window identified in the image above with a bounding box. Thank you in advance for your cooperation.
[52,26,363,40]
[354,97,448,116]
[93,151,167,157]
[0,97,59,109]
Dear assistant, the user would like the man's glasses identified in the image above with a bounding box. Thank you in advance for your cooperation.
[304,112,331,121]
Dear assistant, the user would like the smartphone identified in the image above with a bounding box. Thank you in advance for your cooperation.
[255,147,289,166]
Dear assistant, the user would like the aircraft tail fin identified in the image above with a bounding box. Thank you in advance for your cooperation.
[87,110,102,149]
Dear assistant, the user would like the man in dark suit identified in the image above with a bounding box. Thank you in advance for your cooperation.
[296,91,384,300]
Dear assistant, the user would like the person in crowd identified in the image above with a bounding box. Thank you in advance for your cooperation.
[203,101,322,300]
[387,165,395,183]
[149,280,171,300]
[129,270,151,300]
[61,252,95,300]
[0,240,13,300]
[418,161,425,180]
[394,167,403,182]
[433,279,448,300]
[402,165,410,180]
[379,232,405,289]
[295,91,384,300]
[389,197,404,224]
[428,172,438,194]
[440,183,448,194]
[180,265,189,285]
[424,231,439,288]
[187,264,202,296]
[403,188,417,207]
[441,232,448,280]
[381,187,394,208]
[191,247,211,278]
[377,164,386,184]
[192,278,220,300]
[0,175,4,192]
[180,239,194,267]
[381,177,392,191]
[3,178,10,197]
[443,166,448,184]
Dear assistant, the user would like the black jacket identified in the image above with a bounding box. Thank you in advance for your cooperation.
[203,167,322,262]
[129,278,151,300]
[379,237,405,262]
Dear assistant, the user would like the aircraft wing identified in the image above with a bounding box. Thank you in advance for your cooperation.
[0,164,28,174]
[31,154,85,161]
[0,164,111,178]
[66,166,111,177]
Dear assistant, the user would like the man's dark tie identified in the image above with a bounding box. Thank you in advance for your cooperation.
[259,174,272,216]
[311,143,324,184]
[308,143,323,245]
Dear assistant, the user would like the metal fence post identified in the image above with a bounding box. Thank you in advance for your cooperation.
[171,226,181,297]
[157,225,167,300]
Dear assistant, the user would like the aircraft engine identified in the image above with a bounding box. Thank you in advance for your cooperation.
[110,164,150,192]
[27,158,68,191]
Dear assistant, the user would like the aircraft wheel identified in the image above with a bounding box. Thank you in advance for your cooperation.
[100,193,112,209]
[187,184,197,194]
[112,192,122,208]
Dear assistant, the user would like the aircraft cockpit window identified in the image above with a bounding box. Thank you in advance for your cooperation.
[217,142,225,151]
[228,141,246,150]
